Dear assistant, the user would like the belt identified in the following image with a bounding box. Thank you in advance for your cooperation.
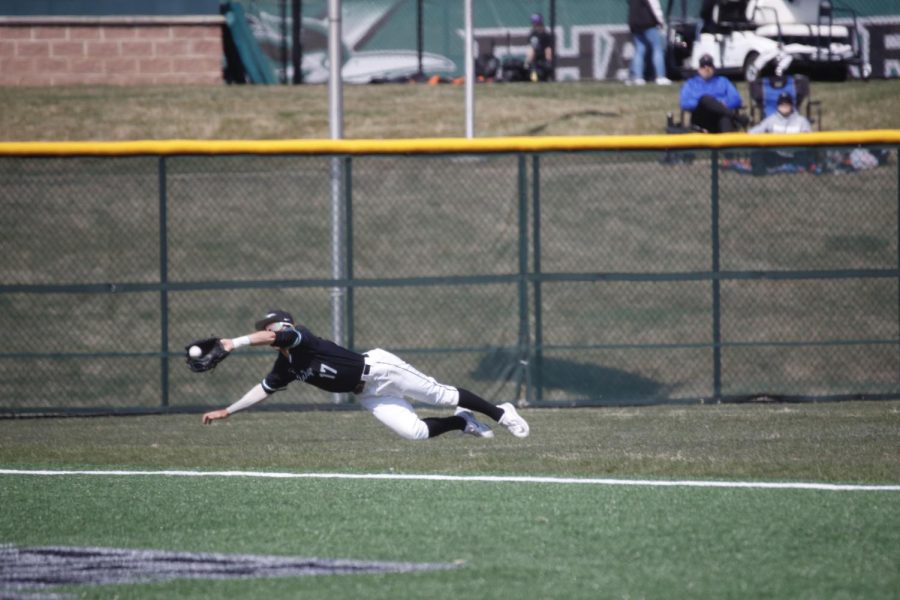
[353,360,372,395]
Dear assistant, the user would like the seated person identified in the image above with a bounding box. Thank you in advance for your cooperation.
[679,54,749,132]
[749,92,812,134]
[525,13,554,82]
[748,92,814,173]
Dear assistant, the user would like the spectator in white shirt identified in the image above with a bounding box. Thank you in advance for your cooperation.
[749,92,812,134]
[748,92,814,173]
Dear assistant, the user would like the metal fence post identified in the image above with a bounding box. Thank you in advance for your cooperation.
[532,154,544,402]
[158,156,169,408]
[280,0,288,84]
[346,156,354,352]
[517,154,531,402]
[291,0,303,84]
[711,149,722,402]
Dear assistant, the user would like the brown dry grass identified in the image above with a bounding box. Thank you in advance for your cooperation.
[1,79,899,141]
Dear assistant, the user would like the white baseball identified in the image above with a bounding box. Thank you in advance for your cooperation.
[189,345,202,358]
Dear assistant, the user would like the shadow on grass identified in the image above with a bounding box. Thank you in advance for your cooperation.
[471,348,669,405]
[524,109,620,135]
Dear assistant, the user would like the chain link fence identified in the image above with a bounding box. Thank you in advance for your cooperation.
[1,141,898,413]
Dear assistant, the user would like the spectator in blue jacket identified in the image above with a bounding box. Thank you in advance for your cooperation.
[680,54,749,132]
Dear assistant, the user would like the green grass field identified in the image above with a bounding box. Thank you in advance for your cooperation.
[2,403,899,598]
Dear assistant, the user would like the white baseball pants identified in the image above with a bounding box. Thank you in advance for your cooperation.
[355,348,459,440]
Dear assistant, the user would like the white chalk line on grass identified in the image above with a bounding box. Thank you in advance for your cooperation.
[1,469,898,492]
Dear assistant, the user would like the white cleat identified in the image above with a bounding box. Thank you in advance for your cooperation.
[498,403,530,438]
[456,409,494,438]
[655,77,673,85]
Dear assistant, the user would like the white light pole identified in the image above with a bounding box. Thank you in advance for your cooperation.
[328,0,347,402]
[464,0,474,138]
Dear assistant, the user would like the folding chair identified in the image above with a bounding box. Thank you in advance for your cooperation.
[665,105,750,134]
[748,74,822,130]
[665,109,698,134]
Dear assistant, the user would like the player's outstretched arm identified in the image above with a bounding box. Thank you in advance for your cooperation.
[201,383,270,425]
[220,330,276,352]
[200,331,276,424]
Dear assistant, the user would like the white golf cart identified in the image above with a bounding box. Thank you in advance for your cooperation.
[665,0,871,81]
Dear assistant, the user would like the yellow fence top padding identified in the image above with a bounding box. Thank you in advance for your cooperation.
[1,130,898,157]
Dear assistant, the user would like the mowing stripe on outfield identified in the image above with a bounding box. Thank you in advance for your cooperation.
[1,469,898,491]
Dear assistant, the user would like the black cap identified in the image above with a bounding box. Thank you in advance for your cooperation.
[254,309,294,331]
[699,54,714,67]
[777,92,793,105]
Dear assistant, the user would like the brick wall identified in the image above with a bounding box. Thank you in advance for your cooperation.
[0,16,224,85]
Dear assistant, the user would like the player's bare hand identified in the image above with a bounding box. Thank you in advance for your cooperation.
[202,409,229,424]
[220,338,235,352]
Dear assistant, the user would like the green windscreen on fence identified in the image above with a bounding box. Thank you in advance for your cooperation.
[1,141,898,413]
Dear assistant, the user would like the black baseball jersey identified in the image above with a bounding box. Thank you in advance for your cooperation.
[261,325,365,394]
[528,27,553,58]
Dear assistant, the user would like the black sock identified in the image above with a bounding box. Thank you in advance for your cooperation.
[457,388,504,422]
[423,416,466,438]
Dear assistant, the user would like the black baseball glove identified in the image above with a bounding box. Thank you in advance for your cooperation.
[185,337,230,373]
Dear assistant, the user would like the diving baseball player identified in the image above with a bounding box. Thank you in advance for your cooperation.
[194,309,530,440]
